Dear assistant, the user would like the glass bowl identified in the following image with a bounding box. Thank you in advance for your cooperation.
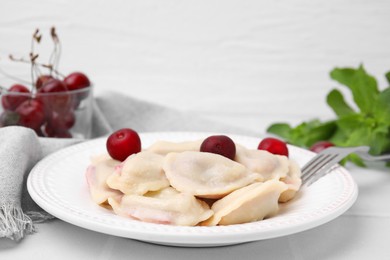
[0,86,93,139]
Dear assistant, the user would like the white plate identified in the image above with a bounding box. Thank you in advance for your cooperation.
[27,132,358,247]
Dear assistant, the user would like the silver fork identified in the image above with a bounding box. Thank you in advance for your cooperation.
[301,146,390,186]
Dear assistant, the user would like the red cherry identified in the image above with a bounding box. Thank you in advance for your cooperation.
[37,79,71,114]
[64,72,90,91]
[43,123,72,138]
[15,99,45,130]
[106,128,141,161]
[36,75,54,89]
[64,72,90,100]
[43,109,75,138]
[1,84,31,111]
[200,135,236,160]
[48,110,76,130]
[310,141,334,153]
[258,137,289,157]
[38,78,68,93]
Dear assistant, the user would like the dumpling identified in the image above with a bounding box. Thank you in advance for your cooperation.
[106,151,170,195]
[234,145,289,181]
[85,154,123,205]
[201,180,288,226]
[234,144,301,202]
[108,187,213,226]
[279,160,302,202]
[163,151,261,199]
[146,140,203,155]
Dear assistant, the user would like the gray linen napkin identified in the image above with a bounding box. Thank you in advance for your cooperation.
[0,91,254,241]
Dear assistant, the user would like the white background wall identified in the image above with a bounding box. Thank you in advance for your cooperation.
[1,0,389,133]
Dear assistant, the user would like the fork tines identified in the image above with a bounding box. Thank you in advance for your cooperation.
[301,153,340,185]
[301,153,338,184]
[301,146,371,186]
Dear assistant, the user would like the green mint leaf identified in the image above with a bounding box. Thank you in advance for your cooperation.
[370,131,390,155]
[330,128,348,146]
[266,123,291,139]
[336,115,390,155]
[348,154,366,167]
[326,89,355,117]
[372,122,390,154]
[267,120,336,148]
[373,88,390,123]
[287,121,313,147]
[331,114,370,146]
[334,114,363,134]
[344,126,372,147]
[303,120,337,147]
[330,65,379,114]
[385,71,390,84]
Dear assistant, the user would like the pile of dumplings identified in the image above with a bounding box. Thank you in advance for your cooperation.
[85,139,302,226]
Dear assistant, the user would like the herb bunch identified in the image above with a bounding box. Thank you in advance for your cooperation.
[267,65,390,167]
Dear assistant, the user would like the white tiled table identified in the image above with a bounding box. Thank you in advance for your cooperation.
[1,1,390,259]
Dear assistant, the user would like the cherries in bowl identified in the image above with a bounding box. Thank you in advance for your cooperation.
[0,28,94,138]
[0,74,93,139]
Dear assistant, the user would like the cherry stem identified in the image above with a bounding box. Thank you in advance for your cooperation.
[1,27,65,93]
[9,55,65,78]
[30,28,41,93]
[49,27,62,78]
